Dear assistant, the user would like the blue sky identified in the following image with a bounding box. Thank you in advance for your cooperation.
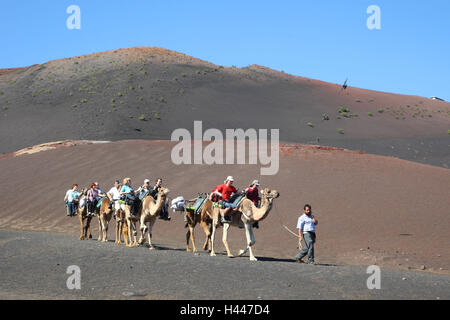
[1,0,449,100]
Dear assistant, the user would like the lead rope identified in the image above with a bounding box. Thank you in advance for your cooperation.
[272,206,303,250]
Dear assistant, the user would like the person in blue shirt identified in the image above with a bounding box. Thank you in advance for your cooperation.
[295,204,318,264]
[64,184,80,217]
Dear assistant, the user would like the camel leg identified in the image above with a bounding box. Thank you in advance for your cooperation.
[97,215,103,241]
[132,220,139,246]
[239,222,252,258]
[222,223,233,258]
[189,224,198,253]
[147,218,155,250]
[186,227,192,252]
[139,218,147,245]
[210,219,219,257]
[126,218,133,247]
[115,220,121,244]
[123,223,129,247]
[79,216,85,240]
[200,220,211,252]
[101,215,109,242]
[87,217,92,239]
[241,223,257,261]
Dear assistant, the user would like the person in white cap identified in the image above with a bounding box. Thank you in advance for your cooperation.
[209,176,240,223]
[244,180,261,228]
[137,179,151,201]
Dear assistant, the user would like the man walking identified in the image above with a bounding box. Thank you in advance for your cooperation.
[295,204,318,264]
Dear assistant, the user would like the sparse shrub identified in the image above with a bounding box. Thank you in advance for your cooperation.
[72,104,77,108]
[160,97,166,103]
[138,114,146,121]
[322,113,329,120]
[0,90,4,95]
[338,106,350,114]
[180,89,185,94]
[117,92,123,97]
[81,98,87,103]
[129,86,135,91]
[368,112,373,116]
[153,111,161,120]
[368,99,374,102]
[378,108,384,113]
[173,77,178,81]
[355,99,361,103]
[307,122,314,128]
[181,73,187,77]
[337,128,344,134]
[138,85,143,89]
[111,98,116,103]
[448,130,450,135]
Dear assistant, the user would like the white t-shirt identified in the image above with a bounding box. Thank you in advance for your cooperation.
[108,187,121,200]
[297,214,316,233]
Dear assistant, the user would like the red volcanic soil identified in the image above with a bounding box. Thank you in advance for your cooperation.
[0,140,448,274]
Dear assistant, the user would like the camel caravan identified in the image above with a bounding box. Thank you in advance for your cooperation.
[64,176,280,261]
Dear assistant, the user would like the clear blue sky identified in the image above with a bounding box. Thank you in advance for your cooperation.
[1,0,449,100]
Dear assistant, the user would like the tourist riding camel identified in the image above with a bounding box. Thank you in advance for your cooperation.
[120,178,141,246]
[203,188,280,261]
[209,176,241,223]
[107,180,121,220]
[149,178,171,221]
[244,180,261,229]
[86,182,105,217]
[77,188,93,240]
[138,186,171,250]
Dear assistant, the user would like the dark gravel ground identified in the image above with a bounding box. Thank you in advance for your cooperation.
[0,229,448,300]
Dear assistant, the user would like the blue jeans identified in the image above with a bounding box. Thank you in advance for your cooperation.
[220,201,238,209]
[66,202,76,216]
[295,232,316,262]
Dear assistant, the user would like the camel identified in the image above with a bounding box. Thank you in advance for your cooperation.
[138,187,170,250]
[77,189,93,240]
[183,196,212,253]
[203,188,280,261]
[114,202,129,246]
[97,197,114,242]
[122,199,141,247]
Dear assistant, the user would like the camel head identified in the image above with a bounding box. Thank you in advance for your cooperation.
[157,187,170,199]
[260,188,280,207]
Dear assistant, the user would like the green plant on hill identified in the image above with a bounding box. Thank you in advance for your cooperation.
[307,122,314,127]
[160,97,166,103]
[138,114,146,121]
[368,112,373,116]
[378,108,384,113]
[81,98,87,103]
[153,111,161,120]
[117,92,123,97]
[355,99,361,102]
[337,128,344,134]
[448,130,450,135]
[368,99,374,102]
[322,113,329,120]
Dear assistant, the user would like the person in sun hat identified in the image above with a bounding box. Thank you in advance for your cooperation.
[209,176,240,224]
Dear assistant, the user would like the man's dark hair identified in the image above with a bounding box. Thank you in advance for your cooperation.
[115,180,120,184]
[304,204,312,210]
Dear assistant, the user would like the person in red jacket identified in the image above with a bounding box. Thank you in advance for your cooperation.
[209,176,240,223]
[244,180,261,229]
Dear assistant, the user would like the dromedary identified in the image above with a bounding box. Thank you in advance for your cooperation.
[115,204,129,246]
[97,197,114,242]
[138,187,170,250]
[77,189,93,240]
[203,188,280,261]
[122,200,141,247]
[184,196,212,253]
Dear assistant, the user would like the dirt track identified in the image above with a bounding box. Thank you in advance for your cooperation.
[0,229,448,300]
